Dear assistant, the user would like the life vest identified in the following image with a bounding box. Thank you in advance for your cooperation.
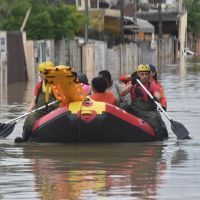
[130,82,158,111]
[35,80,56,108]
[151,80,167,110]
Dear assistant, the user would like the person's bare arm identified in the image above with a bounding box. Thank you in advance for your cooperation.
[153,91,161,102]
[27,97,36,112]
[120,83,133,96]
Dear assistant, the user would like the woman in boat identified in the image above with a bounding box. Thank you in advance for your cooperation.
[149,64,167,111]
[77,73,91,96]
[15,61,58,143]
[120,64,168,140]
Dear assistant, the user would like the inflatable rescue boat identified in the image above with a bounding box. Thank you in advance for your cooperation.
[30,100,157,142]
[28,66,161,143]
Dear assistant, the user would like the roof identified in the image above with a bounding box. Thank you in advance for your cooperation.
[137,18,155,33]
[137,11,179,22]
[124,16,155,33]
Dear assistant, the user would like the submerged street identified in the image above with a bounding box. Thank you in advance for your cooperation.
[0,57,200,199]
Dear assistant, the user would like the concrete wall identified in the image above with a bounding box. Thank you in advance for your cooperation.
[25,40,35,82]
[1,32,181,86]
[74,40,138,81]
[179,12,187,57]
[0,31,7,86]
[138,40,157,65]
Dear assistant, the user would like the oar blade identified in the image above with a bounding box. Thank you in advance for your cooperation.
[0,122,16,138]
[170,120,190,140]
[0,123,5,130]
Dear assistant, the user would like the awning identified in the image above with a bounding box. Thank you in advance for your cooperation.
[137,18,155,33]
[124,16,155,33]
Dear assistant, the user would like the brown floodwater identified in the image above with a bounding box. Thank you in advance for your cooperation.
[0,57,200,199]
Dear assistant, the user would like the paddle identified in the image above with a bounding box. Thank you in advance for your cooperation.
[0,101,58,138]
[136,79,190,139]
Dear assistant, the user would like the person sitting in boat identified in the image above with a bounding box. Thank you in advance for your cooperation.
[77,73,92,96]
[90,77,116,105]
[120,64,168,140]
[120,64,167,111]
[149,64,167,111]
[98,70,121,106]
[14,61,58,143]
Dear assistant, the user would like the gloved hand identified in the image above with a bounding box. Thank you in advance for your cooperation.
[162,106,167,111]
[148,96,159,105]
[153,96,159,102]
[131,72,140,85]
[158,106,166,112]
[135,86,143,97]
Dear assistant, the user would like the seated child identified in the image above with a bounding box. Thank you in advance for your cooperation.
[90,77,116,105]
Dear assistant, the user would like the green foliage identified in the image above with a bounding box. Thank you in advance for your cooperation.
[0,0,30,30]
[0,0,86,40]
[26,12,54,39]
[184,0,200,33]
[187,5,200,33]
[49,4,85,40]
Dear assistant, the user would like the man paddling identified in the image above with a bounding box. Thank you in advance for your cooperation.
[120,64,168,140]
[120,64,167,111]
[15,61,58,143]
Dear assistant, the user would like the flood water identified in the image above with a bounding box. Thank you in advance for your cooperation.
[0,57,200,199]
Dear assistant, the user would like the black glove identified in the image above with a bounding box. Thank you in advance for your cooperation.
[148,95,159,105]
[148,96,158,111]
[135,86,143,97]
[131,73,140,85]
[158,106,167,112]
[162,106,167,111]
[153,96,159,102]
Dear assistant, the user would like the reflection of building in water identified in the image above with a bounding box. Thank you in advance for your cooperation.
[5,82,34,105]
[0,82,35,121]
[179,54,187,77]
[0,32,7,104]
[24,144,166,199]
[0,83,7,105]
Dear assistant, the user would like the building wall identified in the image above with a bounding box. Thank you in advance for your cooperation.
[82,43,95,81]
[138,40,157,65]
[0,31,7,86]
[1,32,180,86]
[178,11,187,57]
[25,40,35,82]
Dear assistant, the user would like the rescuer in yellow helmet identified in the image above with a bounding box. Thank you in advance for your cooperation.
[15,61,58,143]
[120,64,168,140]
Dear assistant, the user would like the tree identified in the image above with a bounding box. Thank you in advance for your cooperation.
[47,4,86,40]
[0,0,30,30]
[0,0,86,40]
[184,0,200,33]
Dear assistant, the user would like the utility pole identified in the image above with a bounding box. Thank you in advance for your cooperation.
[133,0,137,42]
[120,0,124,75]
[120,0,124,44]
[84,0,89,43]
[178,0,183,13]
[158,0,163,40]
[20,8,32,32]
[158,0,162,68]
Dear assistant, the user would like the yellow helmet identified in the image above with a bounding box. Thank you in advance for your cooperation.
[136,64,150,73]
[38,61,55,72]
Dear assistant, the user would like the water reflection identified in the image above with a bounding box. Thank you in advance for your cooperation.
[0,81,34,105]
[179,55,187,77]
[0,143,167,199]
